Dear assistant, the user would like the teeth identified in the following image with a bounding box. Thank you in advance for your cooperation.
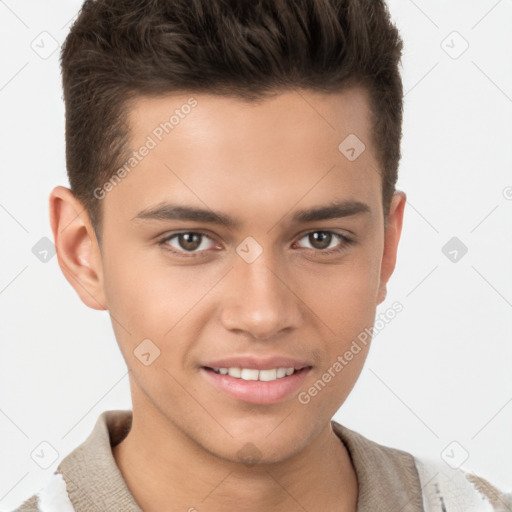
[213,367,298,381]
[259,369,277,381]
[228,368,241,378]
[241,369,259,381]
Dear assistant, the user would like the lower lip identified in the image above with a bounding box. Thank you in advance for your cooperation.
[201,367,311,405]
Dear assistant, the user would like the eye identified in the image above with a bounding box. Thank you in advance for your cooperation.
[158,229,354,259]
[160,231,217,256]
[294,231,353,254]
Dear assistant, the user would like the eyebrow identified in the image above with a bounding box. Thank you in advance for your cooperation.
[132,199,371,229]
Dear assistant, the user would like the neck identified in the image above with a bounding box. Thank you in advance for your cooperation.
[113,402,358,512]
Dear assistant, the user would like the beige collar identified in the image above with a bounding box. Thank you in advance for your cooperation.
[57,410,423,511]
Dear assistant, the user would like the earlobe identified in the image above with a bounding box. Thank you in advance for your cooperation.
[49,186,107,311]
[377,191,406,305]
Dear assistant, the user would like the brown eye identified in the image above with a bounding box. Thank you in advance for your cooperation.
[295,230,354,255]
[308,231,332,250]
[161,232,216,254]
[177,233,202,251]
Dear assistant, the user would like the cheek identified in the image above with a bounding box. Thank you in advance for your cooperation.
[101,242,222,344]
[299,250,381,331]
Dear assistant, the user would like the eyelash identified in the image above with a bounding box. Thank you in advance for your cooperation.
[158,230,355,259]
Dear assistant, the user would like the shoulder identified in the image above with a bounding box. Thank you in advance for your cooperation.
[414,456,512,511]
[331,421,511,511]
[10,494,39,512]
[332,421,425,510]
[9,410,136,512]
[9,472,74,512]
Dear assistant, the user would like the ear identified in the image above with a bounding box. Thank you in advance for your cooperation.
[49,186,107,310]
[377,191,406,305]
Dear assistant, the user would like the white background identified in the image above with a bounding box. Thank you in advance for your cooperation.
[1,0,511,509]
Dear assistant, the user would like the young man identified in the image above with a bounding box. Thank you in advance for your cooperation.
[14,0,510,511]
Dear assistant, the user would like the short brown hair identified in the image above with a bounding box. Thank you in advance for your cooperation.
[61,0,404,240]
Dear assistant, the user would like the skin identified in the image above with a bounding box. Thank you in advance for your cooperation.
[49,87,406,512]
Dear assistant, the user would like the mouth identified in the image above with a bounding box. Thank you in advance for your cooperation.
[203,365,310,381]
[201,365,312,405]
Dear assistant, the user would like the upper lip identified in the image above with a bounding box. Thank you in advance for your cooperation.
[202,355,312,371]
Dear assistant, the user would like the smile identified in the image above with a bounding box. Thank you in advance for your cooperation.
[207,366,298,381]
[201,366,312,405]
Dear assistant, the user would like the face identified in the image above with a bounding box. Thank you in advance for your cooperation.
[57,87,405,465]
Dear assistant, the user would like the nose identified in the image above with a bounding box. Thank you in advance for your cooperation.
[219,249,302,340]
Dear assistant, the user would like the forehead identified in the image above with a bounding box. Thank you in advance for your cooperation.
[103,87,381,227]
[127,87,373,152]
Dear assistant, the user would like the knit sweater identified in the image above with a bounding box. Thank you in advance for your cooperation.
[13,410,511,511]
